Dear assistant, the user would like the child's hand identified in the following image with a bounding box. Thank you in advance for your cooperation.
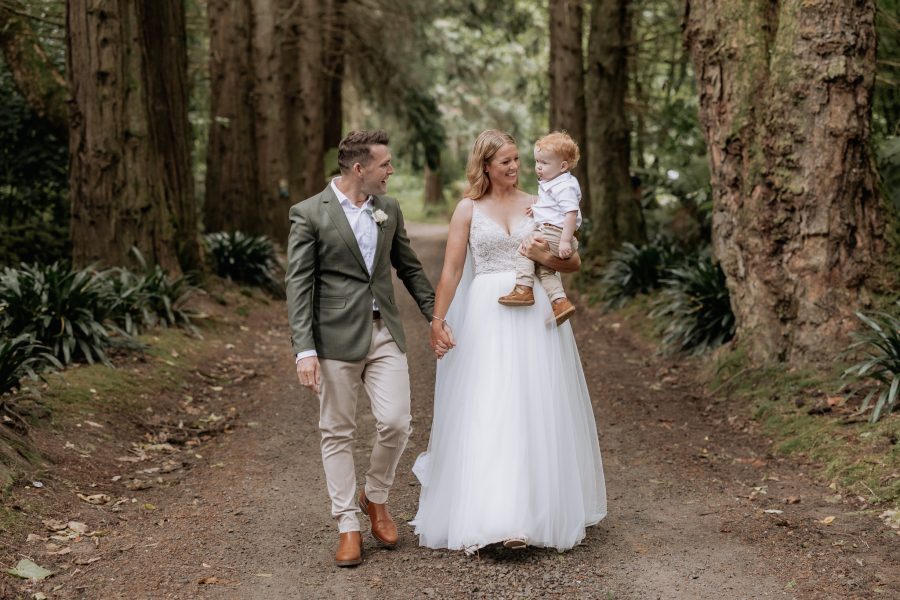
[558,240,573,259]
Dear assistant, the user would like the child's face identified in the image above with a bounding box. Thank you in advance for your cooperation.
[534,147,568,182]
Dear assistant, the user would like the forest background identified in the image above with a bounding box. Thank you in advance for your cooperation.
[1,0,900,513]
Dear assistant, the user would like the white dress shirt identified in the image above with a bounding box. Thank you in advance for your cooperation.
[532,172,583,229]
[296,178,380,363]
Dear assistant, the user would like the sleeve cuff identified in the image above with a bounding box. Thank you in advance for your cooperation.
[295,349,317,363]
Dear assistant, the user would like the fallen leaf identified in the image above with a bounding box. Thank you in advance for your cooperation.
[199,576,225,585]
[77,493,111,505]
[43,519,68,532]
[253,573,273,577]
[84,420,104,428]
[74,556,101,565]
[5,559,53,580]
[26,534,45,543]
[783,496,801,504]
[142,503,156,511]
[67,521,89,534]
[819,516,836,525]
[764,509,784,515]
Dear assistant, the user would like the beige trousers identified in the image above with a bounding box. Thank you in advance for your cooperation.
[515,224,578,302]
[317,320,411,533]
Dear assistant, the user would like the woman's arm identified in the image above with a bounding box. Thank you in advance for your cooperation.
[521,235,582,273]
[430,199,474,356]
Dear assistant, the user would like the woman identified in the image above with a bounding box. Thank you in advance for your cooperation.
[411,130,607,553]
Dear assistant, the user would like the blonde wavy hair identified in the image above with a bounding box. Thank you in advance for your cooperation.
[463,129,518,201]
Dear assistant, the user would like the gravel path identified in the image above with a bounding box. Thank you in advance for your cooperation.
[11,222,899,599]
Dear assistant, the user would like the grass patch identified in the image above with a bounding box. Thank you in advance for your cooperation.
[389,171,452,224]
[711,349,900,504]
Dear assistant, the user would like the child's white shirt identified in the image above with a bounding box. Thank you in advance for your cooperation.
[532,172,583,229]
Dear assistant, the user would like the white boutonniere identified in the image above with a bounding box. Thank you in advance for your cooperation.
[372,209,389,226]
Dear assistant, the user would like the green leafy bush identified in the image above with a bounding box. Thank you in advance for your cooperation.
[0,222,70,267]
[0,263,119,365]
[102,249,196,335]
[0,333,61,396]
[651,252,735,354]
[205,231,282,295]
[599,239,685,308]
[843,305,900,423]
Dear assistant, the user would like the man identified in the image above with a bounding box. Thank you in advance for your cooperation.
[285,130,436,567]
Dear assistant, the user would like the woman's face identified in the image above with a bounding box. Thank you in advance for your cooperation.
[485,143,519,188]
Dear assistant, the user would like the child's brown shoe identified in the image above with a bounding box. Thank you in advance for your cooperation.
[498,285,535,306]
[552,297,576,326]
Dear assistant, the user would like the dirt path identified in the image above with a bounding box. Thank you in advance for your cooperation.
[6,223,899,599]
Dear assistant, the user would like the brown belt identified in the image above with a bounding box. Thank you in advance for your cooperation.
[373,310,381,320]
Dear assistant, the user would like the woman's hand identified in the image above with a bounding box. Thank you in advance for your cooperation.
[520,235,582,273]
[430,320,456,359]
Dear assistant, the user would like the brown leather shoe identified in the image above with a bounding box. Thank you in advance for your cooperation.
[498,285,535,306]
[359,491,399,548]
[552,297,576,326]
[335,531,363,567]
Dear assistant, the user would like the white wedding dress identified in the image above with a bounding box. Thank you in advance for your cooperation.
[411,202,607,553]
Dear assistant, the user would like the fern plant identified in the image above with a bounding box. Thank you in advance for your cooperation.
[651,252,735,354]
[205,231,282,295]
[600,239,685,308]
[0,333,61,396]
[843,305,900,423]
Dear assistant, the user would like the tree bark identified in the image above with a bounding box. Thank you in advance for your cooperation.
[251,0,292,241]
[549,0,589,211]
[205,0,261,235]
[586,0,644,256]
[684,0,885,364]
[322,0,347,169]
[297,0,325,198]
[424,162,443,206]
[0,1,68,139]
[68,0,198,274]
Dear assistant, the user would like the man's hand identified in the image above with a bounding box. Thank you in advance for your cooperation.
[430,320,456,359]
[520,235,581,273]
[558,239,573,259]
[296,356,321,393]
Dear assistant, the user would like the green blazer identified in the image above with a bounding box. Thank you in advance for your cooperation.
[285,184,435,361]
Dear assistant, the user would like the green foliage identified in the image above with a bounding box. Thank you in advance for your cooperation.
[0,334,60,397]
[651,252,735,354]
[205,231,282,295]
[102,249,197,336]
[0,263,118,366]
[0,66,68,250]
[599,239,685,308]
[875,0,900,137]
[0,221,70,267]
[843,304,900,423]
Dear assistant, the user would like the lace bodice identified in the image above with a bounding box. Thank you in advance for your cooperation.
[469,203,533,275]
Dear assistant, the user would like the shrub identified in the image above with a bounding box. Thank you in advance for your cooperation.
[102,249,196,335]
[205,231,282,295]
[651,252,735,354]
[0,333,61,396]
[599,239,685,308]
[0,262,119,365]
[843,305,900,423]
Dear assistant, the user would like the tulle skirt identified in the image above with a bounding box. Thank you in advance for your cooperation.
[411,270,607,553]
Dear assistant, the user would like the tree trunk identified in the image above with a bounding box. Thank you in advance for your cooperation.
[549,0,589,211]
[251,0,292,241]
[586,0,644,256]
[0,1,68,139]
[298,0,325,198]
[684,0,885,364]
[205,0,261,235]
[322,0,347,172]
[424,162,443,206]
[68,0,197,274]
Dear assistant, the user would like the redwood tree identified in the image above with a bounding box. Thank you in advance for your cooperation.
[586,0,644,256]
[549,0,589,210]
[684,0,885,364]
[67,0,201,273]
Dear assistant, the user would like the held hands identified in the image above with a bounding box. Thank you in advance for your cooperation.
[430,319,456,359]
[296,356,321,394]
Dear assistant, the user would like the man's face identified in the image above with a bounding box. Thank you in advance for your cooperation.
[358,144,394,196]
[534,147,567,182]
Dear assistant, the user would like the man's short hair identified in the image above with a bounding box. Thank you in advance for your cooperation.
[534,131,580,169]
[338,130,390,172]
